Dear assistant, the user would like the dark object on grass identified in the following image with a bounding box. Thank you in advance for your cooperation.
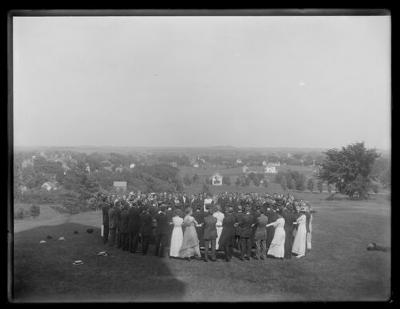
[73,230,79,234]
[367,242,390,252]
[86,228,94,234]
[46,235,53,239]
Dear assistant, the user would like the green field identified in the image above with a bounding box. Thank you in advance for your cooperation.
[12,192,390,302]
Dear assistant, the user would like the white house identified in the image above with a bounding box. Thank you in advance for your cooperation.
[41,181,58,191]
[265,166,277,174]
[236,159,243,164]
[113,181,127,193]
[129,163,136,169]
[211,173,223,186]
[193,163,199,168]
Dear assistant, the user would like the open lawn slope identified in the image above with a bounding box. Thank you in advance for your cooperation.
[12,195,390,302]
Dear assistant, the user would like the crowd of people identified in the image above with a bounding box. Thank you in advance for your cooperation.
[98,191,315,262]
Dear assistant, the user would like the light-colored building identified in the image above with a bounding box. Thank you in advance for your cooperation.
[211,173,223,186]
[242,165,249,173]
[41,181,58,191]
[265,166,277,174]
[129,163,136,169]
[113,181,127,193]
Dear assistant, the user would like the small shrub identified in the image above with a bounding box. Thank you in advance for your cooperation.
[30,204,40,218]
[15,209,25,219]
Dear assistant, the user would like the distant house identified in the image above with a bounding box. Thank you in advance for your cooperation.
[211,173,223,186]
[265,166,277,174]
[129,163,136,169]
[193,163,199,168]
[21,159,34,169]
[41,181,58,191]
[236,159,243,164]
[19,185,28,194]
[242,166,249,173]
[113,181,127,193]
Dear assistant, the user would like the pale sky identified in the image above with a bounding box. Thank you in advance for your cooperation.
[13,16,391,150]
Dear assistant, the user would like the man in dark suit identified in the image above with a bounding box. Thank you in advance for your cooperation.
[203,209,217,262]
[115,201,122,249]
[282,205,296,259]
[128,203,141,253]
[193,207,205,249]
[219,206,236,262]
[120,203,130,251]
[101,196,110,244]
[154,205,169,257]
[238,205,255,260]
[266,205,277,251]
[108,202,117,247]
[234,205,244,250]
[165,204,174,248]
[140,207,153,255]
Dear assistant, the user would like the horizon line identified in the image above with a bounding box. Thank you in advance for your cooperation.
[13,144,390,151]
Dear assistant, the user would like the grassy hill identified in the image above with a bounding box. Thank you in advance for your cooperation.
[12,193,390,302]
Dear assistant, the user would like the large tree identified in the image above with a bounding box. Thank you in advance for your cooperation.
[318,142,379,199]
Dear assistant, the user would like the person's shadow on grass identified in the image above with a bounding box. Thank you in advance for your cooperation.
[12,222,186,302]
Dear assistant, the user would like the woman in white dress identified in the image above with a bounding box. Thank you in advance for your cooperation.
[266,210,286,259]
[212,204,224,250]
[179,207,202,261]
[169,209,184,258]
[292,208,307,258]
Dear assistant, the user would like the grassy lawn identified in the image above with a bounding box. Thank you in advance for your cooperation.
[12,194,390,302]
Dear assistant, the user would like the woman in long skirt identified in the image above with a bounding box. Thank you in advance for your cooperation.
[266,210,286,259]
[169,209,184,258]
[292,208,307,258]
[179,207,201,261]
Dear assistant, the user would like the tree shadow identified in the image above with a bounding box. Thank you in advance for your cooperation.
[12,222,186,302]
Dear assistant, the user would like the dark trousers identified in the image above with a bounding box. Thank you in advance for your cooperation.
[284,229,293,259]
[141,235,150,255]
[204,239,216,260]
[129,232,140,253]
[240,237,252,258]
[235,235,241,250]
[103,224,109,244]
[266,227,275,250]
[222,237,234,261]
[109,228,116,247]
[154,233,168,257]
[116,229,122,248]
[120,233,129,251]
